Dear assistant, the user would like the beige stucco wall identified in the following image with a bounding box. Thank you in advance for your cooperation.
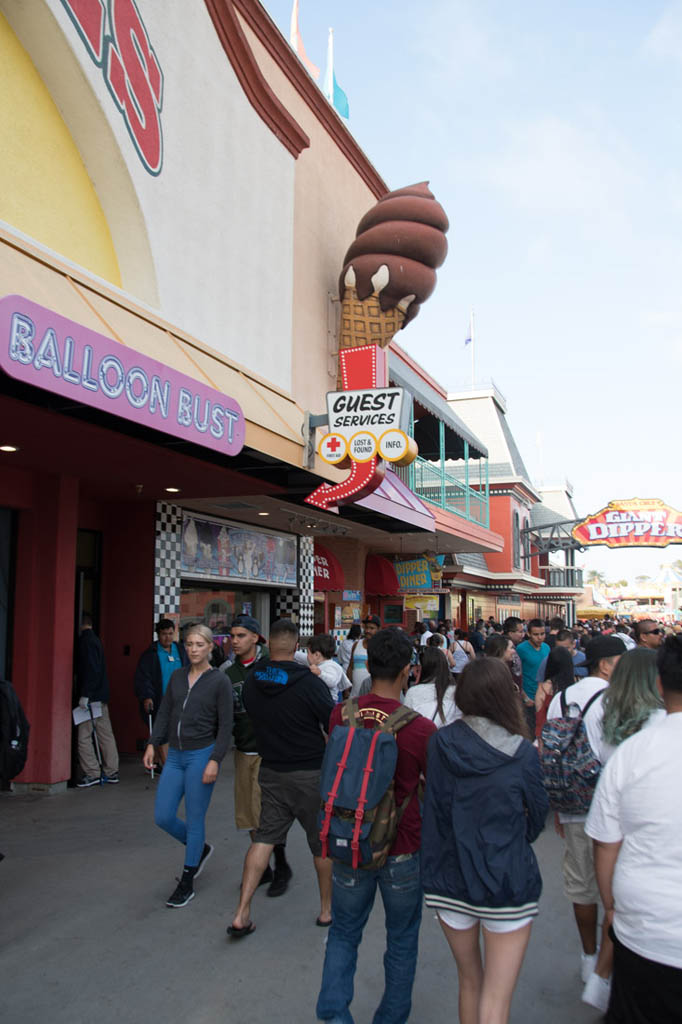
[238,15,386,418]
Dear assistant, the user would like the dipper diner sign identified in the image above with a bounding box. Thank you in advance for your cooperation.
[572,499,682,549]
[0,295,245,457]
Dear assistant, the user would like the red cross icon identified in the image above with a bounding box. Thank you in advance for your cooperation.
[326,436,342,454]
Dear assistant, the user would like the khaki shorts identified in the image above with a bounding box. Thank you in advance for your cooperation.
[562,821,598,904]
[254,764,322,855]
[234,750,262,831]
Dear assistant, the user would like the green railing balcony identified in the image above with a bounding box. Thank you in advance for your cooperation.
[395,454,490,527]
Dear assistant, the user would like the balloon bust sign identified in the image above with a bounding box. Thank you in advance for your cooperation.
[305,183,448,511]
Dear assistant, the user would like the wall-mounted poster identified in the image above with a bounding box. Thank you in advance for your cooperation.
[181,512,297,586]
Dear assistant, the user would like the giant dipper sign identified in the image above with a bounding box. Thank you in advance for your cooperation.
[572,498,682,549]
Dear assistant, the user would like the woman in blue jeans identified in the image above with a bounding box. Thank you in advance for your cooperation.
[143,623,233,908]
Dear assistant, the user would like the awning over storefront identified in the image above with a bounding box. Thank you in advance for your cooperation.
[0,229,307,470]
[354,470,435,533]
[365,554,400,596]
[314,542,345,591]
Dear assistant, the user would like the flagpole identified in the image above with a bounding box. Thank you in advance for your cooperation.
[289,0,298,48]
[470,309,475,387]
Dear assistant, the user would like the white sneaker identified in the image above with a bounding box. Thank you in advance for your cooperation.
[582,972,611,1013]
[580,951,598,983]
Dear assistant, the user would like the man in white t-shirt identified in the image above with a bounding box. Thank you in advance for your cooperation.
[546,634,625,990]
[294,634,351,703]
[585,635,682,1022]
[419,620,435,646]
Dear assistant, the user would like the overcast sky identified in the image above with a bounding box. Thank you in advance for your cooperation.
[264,0,679,582]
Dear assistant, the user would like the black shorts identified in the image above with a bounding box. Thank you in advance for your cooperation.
[607,927,682,1024]
[253,764,322,856]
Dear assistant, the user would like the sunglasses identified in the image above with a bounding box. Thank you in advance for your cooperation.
[642,628,662,636]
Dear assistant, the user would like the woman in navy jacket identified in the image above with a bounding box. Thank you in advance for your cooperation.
[421,657,548,1024]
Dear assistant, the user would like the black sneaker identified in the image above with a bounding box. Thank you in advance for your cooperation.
[166,880,195,908]
[77,775,100,788]
[104,772,119,784]
[194,842,214,879]
[267,863,293,898]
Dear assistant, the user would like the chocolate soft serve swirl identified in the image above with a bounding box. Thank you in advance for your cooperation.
[339,182,449,330]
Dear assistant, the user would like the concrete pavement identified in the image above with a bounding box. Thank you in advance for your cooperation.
[1,758,604,1024]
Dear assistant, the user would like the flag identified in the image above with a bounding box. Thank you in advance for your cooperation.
[289,0,319,80]
[323,28,350,119]
[464,310,474,346]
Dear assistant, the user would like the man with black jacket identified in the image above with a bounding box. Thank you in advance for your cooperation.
[222,615,292,896]
[77,614,119,787]
[227,619,334,938]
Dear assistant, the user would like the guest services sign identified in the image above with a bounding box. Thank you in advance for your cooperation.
[319,386,412,465]
[0,295,245,456]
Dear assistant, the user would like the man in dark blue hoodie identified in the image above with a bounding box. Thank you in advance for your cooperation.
[227,619,334,938]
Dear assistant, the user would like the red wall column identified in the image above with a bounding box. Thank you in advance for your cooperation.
[100,501,155,754]
[13,474,79,786]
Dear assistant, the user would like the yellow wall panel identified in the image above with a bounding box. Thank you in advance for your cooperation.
[0,12,121,286]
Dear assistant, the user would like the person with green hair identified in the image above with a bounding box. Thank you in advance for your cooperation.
[600,647,665,763]
[581,646,666,1012]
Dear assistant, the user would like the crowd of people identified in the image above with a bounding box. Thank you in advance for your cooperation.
[72,609,682,1023]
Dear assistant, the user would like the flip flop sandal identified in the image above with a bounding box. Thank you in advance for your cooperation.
[227,922,256,939]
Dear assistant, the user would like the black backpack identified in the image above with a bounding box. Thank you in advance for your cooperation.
[0,679,30,783]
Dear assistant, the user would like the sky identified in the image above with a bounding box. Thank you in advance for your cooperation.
[264,0,679,583]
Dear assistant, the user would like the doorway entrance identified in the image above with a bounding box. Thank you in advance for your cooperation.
[0,507,17,681]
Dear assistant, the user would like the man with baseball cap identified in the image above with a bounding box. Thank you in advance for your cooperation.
[222,615,291,897]
[546,633,625,1001]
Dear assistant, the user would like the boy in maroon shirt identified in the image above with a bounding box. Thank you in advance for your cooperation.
[316,628,436,1024]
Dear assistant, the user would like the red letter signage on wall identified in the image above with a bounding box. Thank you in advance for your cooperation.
[60,0,164,175]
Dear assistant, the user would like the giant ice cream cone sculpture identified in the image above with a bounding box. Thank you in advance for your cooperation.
[338,182,449,351]
[305,183,449,509]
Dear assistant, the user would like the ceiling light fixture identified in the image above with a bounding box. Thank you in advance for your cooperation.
[165,486,181,493]
[0,445,19,453]
[258,511,270,516]
[286,512,349,536]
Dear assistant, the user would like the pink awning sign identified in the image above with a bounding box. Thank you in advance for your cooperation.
[0,295,245,457]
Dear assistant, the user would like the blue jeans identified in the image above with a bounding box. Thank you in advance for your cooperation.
[316,853,422,1024]
[154,745,215,867]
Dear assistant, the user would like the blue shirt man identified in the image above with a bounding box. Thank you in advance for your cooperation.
[516,620,550,701]
[134,618,188,720]
[158,639,182,694]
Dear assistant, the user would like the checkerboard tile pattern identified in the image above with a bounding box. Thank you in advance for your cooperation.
[275,590,299,622]
[297,535,315,635]
[154,502,182,627]
[273,536,314,635]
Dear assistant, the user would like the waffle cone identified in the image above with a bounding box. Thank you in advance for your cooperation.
[339,287,406,351]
